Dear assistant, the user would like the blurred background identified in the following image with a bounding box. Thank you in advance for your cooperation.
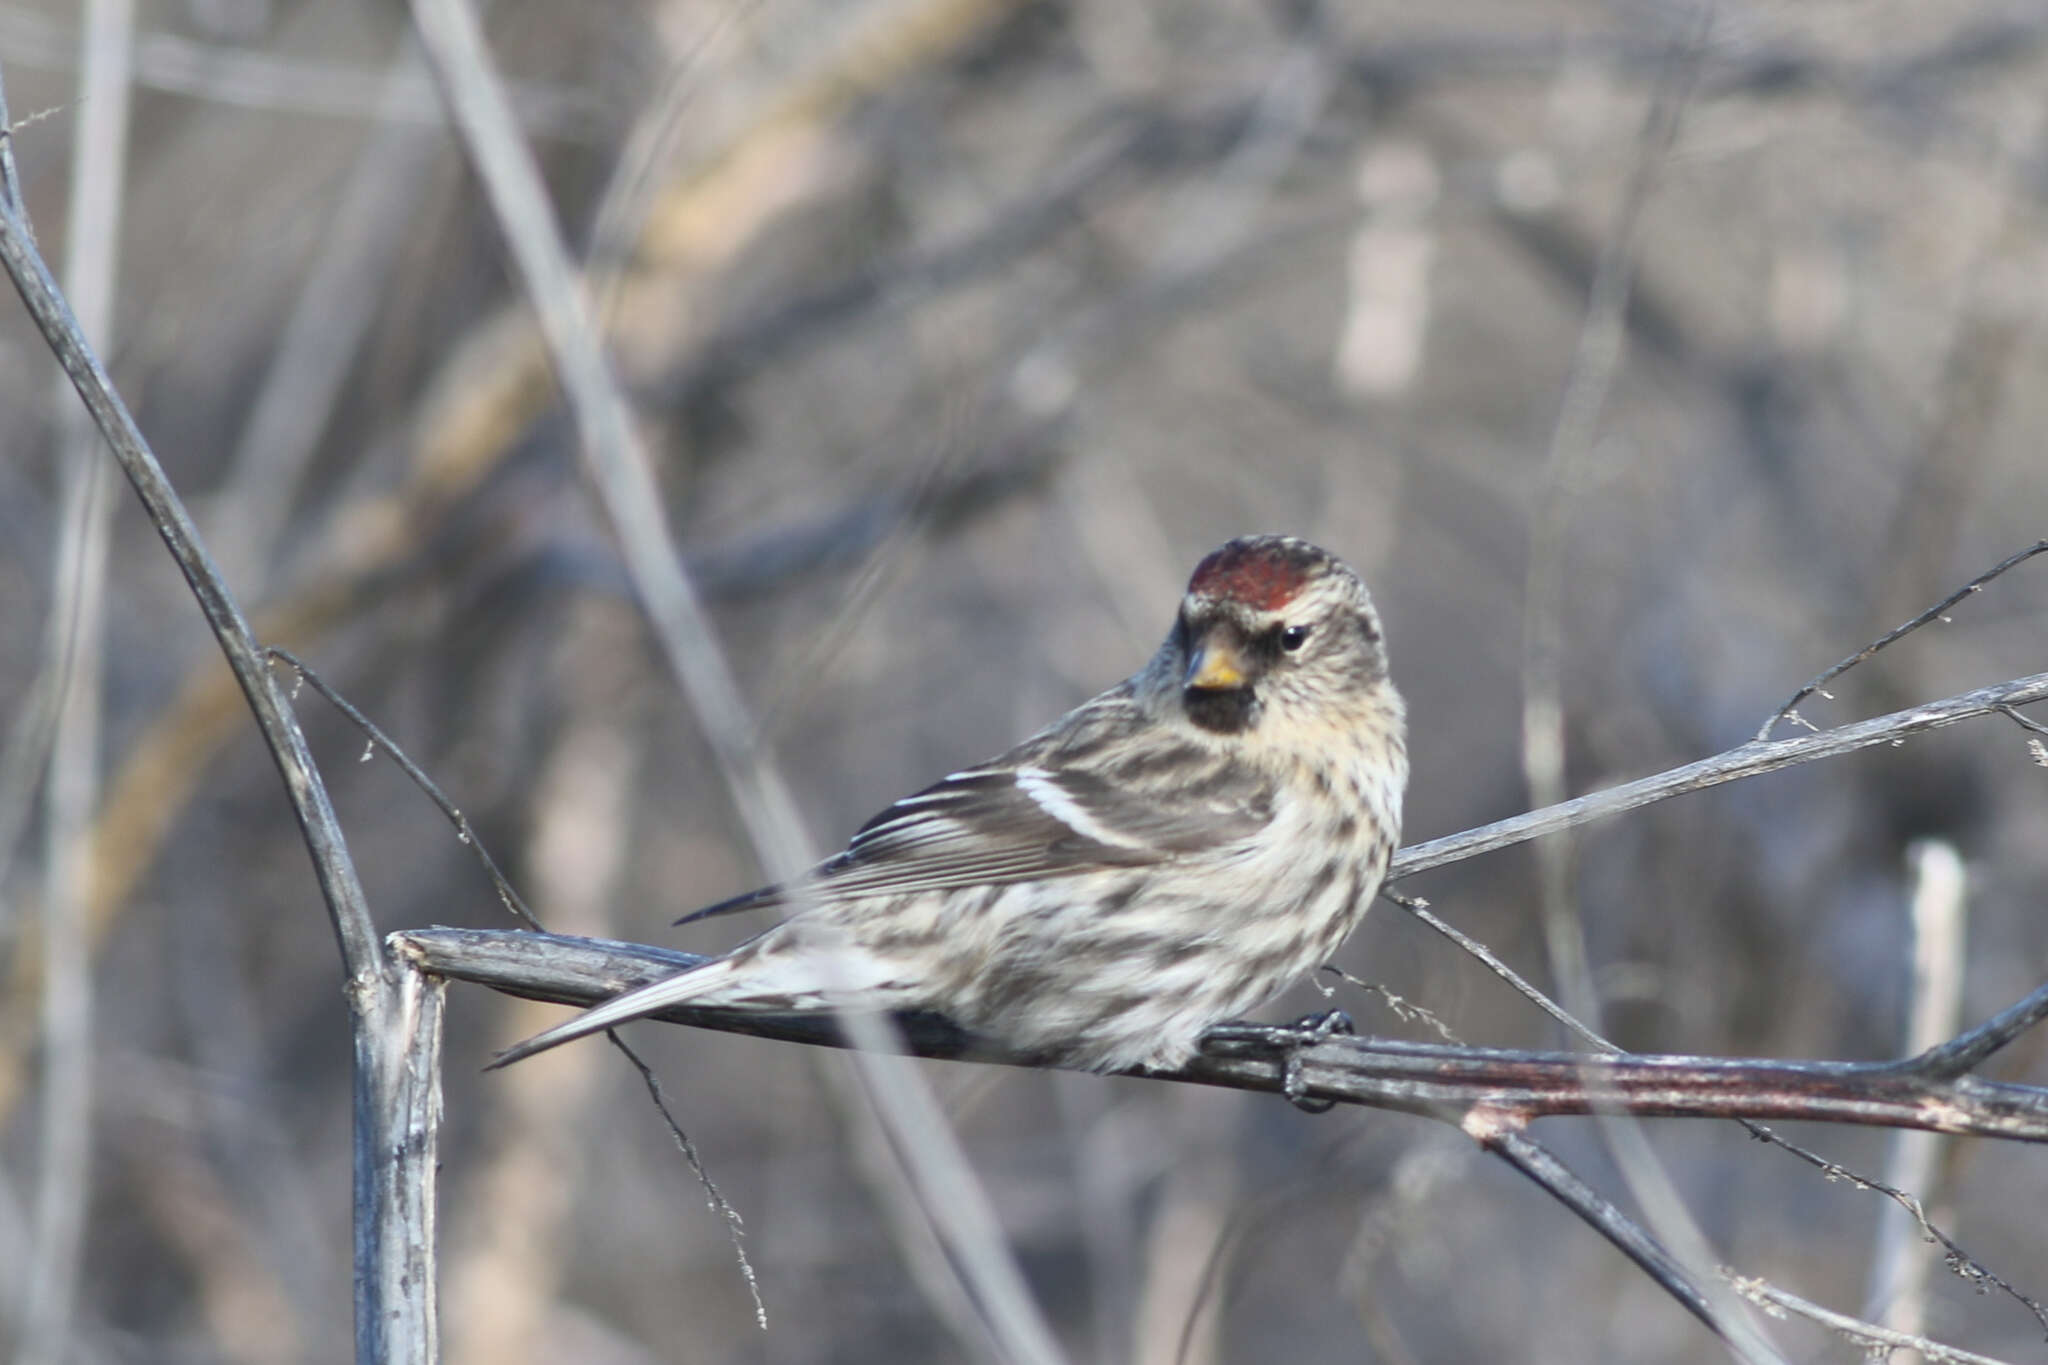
[4,0,2048,1361]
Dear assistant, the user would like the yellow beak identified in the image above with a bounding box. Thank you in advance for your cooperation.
[1184,636,1247,691]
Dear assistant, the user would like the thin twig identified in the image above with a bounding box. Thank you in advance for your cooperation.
[1758,541,2048,740]
[1996,704,2048,737]
[1317,965,1460,1044]
[264,647,540,930]
[1747,1119,2048,1336]
[1390,670,2048,880]
[1392,884,2046,1331]
[1381,889,1609,1050]
[208,40,441,593]
[0,661,61,908]
[604,1034,766,1331]
[1728,1276,2020,1365]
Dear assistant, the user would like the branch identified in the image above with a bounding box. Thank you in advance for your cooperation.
[0,64,431,1365]
[1728,1277,2018,1365]
[0,8,608,138]
[1478,1124,1719,1331]
[1757,541,2048,740]
[395,929,2048,1142]
[1391,670,2048,880]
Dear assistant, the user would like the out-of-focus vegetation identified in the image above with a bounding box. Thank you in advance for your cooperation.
[4,1,2048,1360]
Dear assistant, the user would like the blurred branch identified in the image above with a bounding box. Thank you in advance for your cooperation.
[19,2,130,1354]
[1337,17,2048,101]
[206,39,442,593]
[1866,840,1969,1351]
[657,96,1331,422]
[1506,14,1786,1357]
[0,7,610,139]
[15,4,2025,162]
[659,11,2048,431]
[0,61,435,1365]
[685,435,1063,599]
[405,2,1067,1362]
[408,0,870,869]
[1392,669,2048,880]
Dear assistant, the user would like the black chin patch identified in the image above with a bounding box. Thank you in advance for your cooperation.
[1183,686,1257,734]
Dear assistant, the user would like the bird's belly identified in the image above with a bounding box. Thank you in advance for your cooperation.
[935,840,1381,1071]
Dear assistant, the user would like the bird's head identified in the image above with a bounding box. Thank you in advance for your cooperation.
[1156,536,1394,736]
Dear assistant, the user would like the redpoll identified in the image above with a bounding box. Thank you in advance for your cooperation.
[494,535,1406,1074]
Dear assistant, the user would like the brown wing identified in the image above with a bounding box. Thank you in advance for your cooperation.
[677,688,1273,924]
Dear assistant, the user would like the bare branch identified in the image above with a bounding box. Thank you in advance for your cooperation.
[1758,541,2048,741]
[1392,670,2048,880]
[0,60,427,1365]
[410,924,2048,1356]
[1477,1124,1722,1337]
[1996,704,2048,737]
[266,648,540,931]
[1908,978,2048,1081]
[603,1035,764,1331]
[362,956,447,1364]
[395,929,2048,1142]
[1728,1277,2020,1365]
[1383,889,1609,1049]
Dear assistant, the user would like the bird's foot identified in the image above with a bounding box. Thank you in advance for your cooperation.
[1281,1011,1352,1113]
[1286,1009,1355,1040]
[1197,1011,1356,1112]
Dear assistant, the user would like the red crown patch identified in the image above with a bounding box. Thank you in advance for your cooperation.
[1186,538,1323,610]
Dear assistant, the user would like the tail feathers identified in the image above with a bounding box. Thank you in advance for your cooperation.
[487,958,742,1069]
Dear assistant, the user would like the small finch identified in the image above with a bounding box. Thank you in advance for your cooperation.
[494,535,1406,1074]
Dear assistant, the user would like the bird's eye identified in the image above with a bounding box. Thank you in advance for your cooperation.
[1280,624,1311,652]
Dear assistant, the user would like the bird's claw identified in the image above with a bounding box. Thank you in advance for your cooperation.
[1197,1012,1356,1112]
[1282,1054,1336,1113]
[1287,1008,1355,1040]
[1281,1010,1352,1113]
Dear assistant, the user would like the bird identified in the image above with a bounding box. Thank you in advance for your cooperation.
[492,534,1406,1075]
